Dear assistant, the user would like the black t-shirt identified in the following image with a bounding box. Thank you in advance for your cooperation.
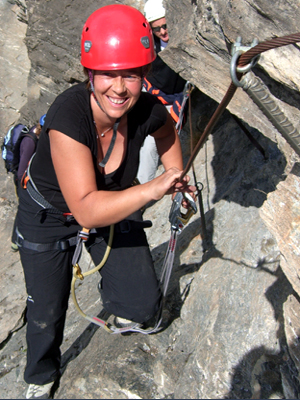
[31,82,167,213]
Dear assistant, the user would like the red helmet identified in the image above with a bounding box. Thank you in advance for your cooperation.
[81,4,156,70]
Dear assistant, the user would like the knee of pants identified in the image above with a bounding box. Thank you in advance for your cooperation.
[99,279,161,323]
[136,289,161,322]
[90,228,161,323]
[26,298,68,335]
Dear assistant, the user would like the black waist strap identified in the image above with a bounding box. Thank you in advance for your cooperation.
[15,227,78,252]
[15,219,152,252]
[112,219,152,233]
[89,220,152,238]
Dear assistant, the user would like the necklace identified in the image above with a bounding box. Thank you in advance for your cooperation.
[94,121,113,138]
[99,126,113,138]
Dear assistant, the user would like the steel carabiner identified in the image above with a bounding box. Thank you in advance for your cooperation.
[169,192,197,233]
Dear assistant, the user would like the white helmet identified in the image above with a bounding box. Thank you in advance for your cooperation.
[144,0,165,23]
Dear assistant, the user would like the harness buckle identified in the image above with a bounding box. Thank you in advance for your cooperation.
[118,220,131,233]
[15,229,23,248]
[169,192,197,233]
[58,240,70,251]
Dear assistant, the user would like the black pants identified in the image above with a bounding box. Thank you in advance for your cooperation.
[16,188,161,385]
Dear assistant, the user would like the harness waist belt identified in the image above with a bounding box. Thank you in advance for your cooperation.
[112,219,152,233]
[15,219,152,252]
[90,219,152,236]
[15,228,78,252]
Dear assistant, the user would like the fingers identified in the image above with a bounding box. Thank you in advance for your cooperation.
[173,175,196,195]
[149,168,197,202]
[181,196,195,209]
[147,167,181,200]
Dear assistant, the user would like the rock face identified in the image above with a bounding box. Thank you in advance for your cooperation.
[165,0,300,138]
[0,0,300,399]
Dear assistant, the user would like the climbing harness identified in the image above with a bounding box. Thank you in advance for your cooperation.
[71,191,197,334]
[17,152,198,335]
[16,163,159,334]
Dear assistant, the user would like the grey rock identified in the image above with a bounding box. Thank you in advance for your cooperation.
[260,166,300,298]
[282,294,300,399]
[164,0,300,145]
[0,0,28,348]
[1,0,300,399]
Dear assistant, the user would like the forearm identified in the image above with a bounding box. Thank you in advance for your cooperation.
[73,184,151,228]
[69,166,184,229]
[156,128,183,172]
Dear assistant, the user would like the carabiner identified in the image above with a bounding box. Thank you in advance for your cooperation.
[73,263,84,280]
[169,192,197,233]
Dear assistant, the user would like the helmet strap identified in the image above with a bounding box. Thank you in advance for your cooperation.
[98,117,121,168]
[88,69,105,113]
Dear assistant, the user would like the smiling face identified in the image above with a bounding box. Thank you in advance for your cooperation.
[151,17,169,43]
[92,68,143,120]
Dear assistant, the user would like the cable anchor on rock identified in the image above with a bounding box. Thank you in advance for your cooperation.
[230,37,260,87]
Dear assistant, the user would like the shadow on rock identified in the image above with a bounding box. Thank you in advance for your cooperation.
[189,89,287,209]
[150,217,206,331]
[59,309,110,375]
[225,265,300,399]
[213,109,287,208]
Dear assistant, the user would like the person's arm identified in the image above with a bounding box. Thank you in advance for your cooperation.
[152,112,195,207]
[49,128,190,229]
[153,112,183,172]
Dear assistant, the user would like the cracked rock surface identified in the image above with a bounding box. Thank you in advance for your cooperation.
[1,0,300,399]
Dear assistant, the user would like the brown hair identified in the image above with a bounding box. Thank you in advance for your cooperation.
[83,64,151,87]
[34,123,42,137]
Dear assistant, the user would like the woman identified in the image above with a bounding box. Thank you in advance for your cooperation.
[15,5,195,399]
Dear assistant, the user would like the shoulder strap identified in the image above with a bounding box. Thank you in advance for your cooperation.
[23,131,38,144]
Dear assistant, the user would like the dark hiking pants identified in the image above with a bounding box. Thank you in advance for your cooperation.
[16,188,161,385]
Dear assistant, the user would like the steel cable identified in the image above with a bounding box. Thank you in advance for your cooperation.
[180,32,300,181]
